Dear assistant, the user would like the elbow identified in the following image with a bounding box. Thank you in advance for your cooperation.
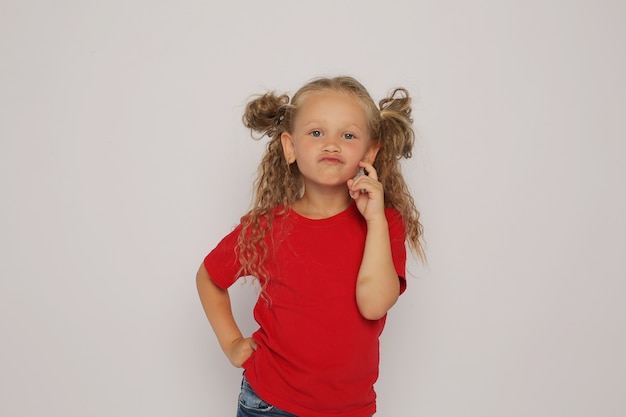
[356,275,400,320]
[358,306,388,321]
[356,295,398,321]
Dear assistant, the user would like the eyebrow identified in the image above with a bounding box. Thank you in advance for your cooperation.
[300,120,365,132]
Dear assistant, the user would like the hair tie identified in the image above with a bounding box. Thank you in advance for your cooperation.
[274,106,287,127]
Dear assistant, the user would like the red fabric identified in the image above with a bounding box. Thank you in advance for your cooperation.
[204,202,406,417]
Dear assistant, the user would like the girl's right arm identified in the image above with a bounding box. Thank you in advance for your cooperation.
[196,264,257,367]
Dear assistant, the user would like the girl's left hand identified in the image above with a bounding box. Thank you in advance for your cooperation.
[347,162,385,222]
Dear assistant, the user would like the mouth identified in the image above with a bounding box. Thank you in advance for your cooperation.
[318,156,343,164]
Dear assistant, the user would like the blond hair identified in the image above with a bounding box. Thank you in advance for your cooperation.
[238,76,424,287]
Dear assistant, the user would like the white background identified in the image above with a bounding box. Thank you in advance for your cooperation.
[1,1,625,416]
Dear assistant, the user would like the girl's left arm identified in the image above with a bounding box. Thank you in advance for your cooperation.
[356,218,400,320]
[348,162,400,320]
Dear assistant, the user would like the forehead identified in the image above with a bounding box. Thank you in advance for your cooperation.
[294,91,368,126]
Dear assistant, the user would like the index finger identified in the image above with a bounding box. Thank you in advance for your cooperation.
[359,161,378,181]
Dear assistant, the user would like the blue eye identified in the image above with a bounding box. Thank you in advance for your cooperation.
[343,133,355,140]
[310,130,322,138]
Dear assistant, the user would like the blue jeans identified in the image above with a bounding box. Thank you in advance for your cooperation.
[236,376,374,416]
[236,376,297,416]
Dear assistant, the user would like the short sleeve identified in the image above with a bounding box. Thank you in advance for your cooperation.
[203,225,243,289]
[385,208,407,294]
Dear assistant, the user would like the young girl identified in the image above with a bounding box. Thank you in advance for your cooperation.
[196,76,424,417]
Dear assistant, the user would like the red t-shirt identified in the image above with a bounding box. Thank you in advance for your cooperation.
[204,202,406,417]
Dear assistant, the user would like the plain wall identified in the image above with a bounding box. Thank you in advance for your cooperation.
[1,0,625,416]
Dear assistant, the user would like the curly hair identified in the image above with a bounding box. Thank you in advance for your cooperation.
[237,76,424,289]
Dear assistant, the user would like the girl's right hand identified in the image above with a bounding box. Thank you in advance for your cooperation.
[226,337,257,368]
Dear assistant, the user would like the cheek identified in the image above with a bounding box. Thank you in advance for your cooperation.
[364,142,379,160]
[294,141,314,156]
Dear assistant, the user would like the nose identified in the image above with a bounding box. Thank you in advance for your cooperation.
[321,134,341,153]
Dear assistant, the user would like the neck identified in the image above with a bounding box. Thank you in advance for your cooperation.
[292,186,352,219]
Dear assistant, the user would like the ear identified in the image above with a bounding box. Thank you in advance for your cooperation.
[280,132,296,164]
[363,143,380,164]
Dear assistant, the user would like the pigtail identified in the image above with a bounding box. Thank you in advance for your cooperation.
[241,92,301,212]
[378,88,414,159]
[242,93,290,139]
[238,93,302,293]
[376,88,425,260]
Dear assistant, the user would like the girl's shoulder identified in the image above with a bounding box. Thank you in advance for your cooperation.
[384,207,406,237]
[238,205,288,228]
[384,206,403,222]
